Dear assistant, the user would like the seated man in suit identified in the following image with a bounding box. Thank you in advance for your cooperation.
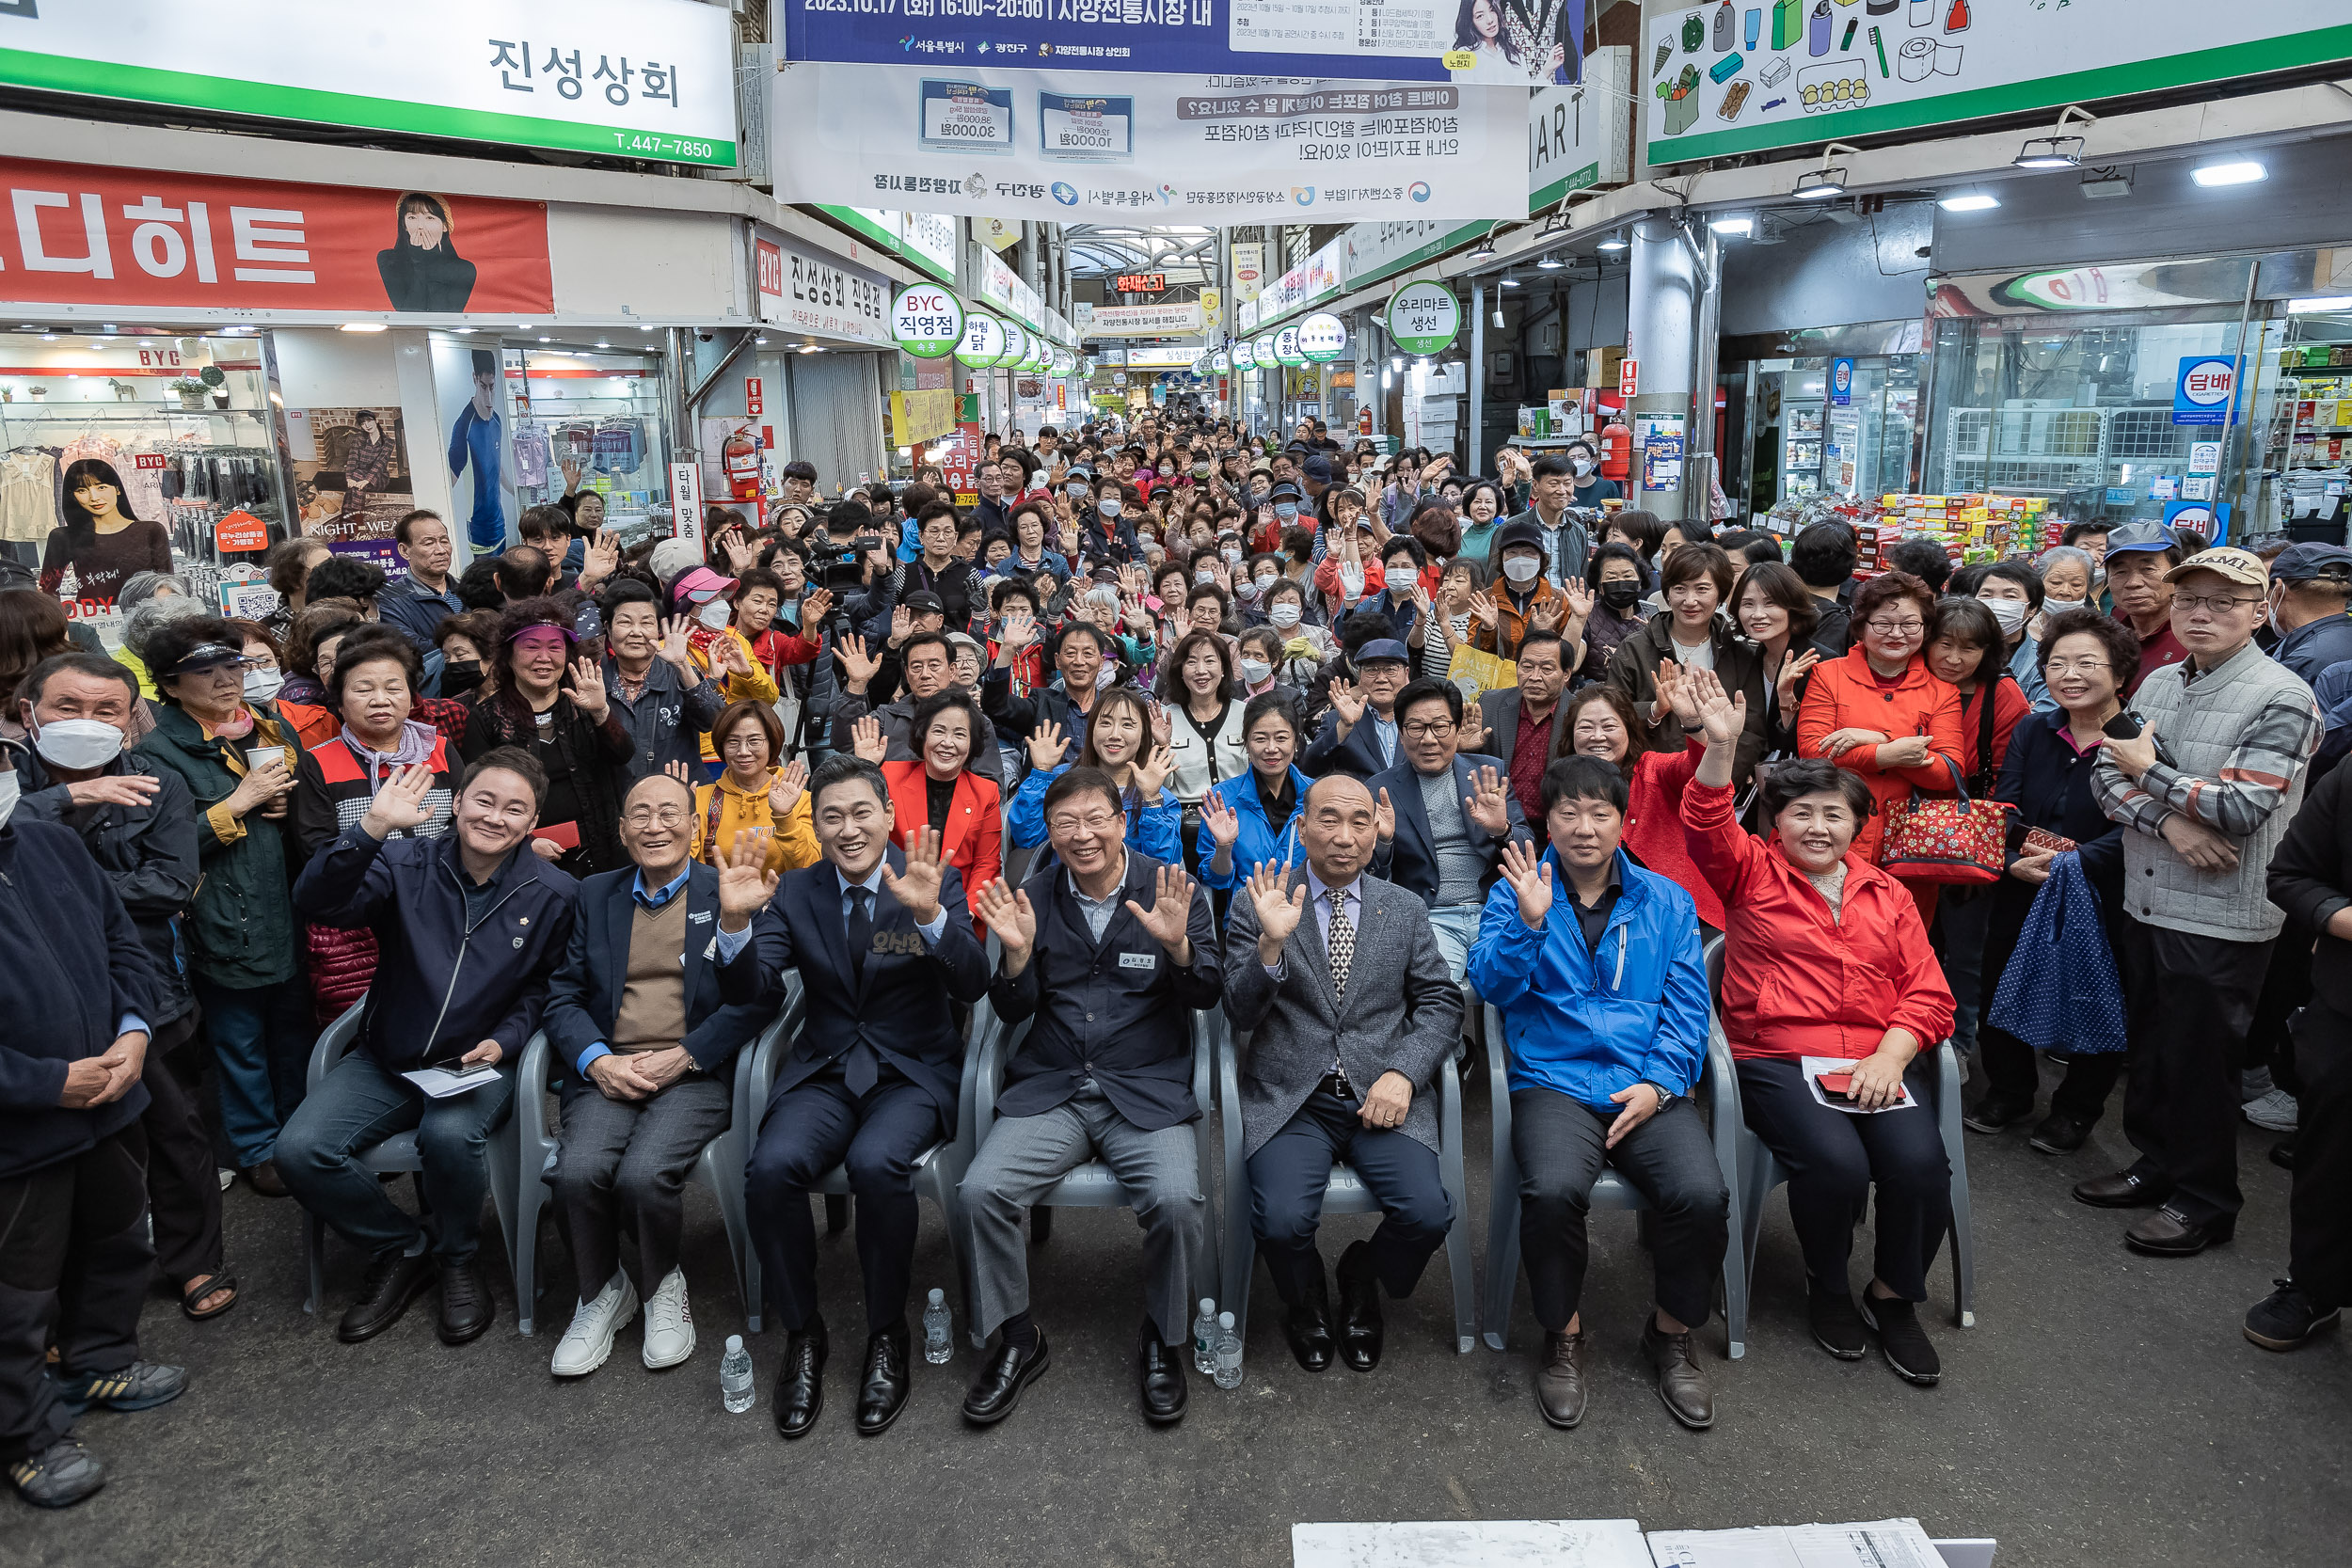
[1300,637,1412,782]
[1223,775,1465,1373]
[1468,756,1726,1433]
[960,767,1222,1427]
[542,771,774,1380]
[1369,677,1530,979]
[714,756,992,1439]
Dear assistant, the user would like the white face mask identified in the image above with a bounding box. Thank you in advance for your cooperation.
[0,768,16,829]
[1098,498,1122,518]
[33,718,125,771]
[1570,458,1594,477]
[698,599,733,630]
[1267,602,1301,628]
[1220,546,1242,563]
[1502,555,1542,585]
[1982,596,2030,634]
[242,668,284,704]
[2042,597,2085,617]
[1240,657,1273,684]
[1195,566,1217,584]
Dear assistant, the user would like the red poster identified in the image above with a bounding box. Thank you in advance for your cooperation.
[0,157,553,314]
[937,420,983,508]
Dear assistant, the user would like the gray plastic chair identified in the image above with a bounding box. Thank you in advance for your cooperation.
[1216,1015,1479,1355]
[510,982,788,1335]
[1478,931,1748,1356]
[298,999,525,1323]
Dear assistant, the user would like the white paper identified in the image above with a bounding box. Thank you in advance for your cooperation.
[401,1066,500,1101]
[1800,1055,1916,1116]
[1646,1518,1946,1568]
[1291,1518,1650,1568]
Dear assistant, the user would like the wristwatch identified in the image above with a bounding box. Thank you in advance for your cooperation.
[1640,1081,1677,1114]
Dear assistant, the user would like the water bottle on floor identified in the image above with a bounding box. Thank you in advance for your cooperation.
[1192,1297,1219,1375]
[1212,1310,1244,1390]
[720,1334,755,1413]
[923,1288,954,1364]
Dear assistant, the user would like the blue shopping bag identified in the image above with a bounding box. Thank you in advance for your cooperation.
[1987,851,2129,1055]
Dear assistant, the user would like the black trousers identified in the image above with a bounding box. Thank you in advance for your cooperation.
[1247,1089,1453,1305]
[141,1019,226,1287]
[1512,1088,1728,1333]
[1736,1058,1950,1302]
[2289,996,2352,1307]
[1975,879,2125,1124]
[745,1063,942,1335]
[0,1127,152,1463]
[2118,916,2272,1224]
[2248,919,2316,1093]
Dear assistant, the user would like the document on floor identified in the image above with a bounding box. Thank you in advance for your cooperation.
[1291,1518,1650,1567]
[1645,1517,1948,1568]
[1801,1056,1916,1116]
[401,1065,501,1100]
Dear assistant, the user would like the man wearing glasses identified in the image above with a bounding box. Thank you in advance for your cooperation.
[1366,677,1530,979]
[2087,547,2324,1258]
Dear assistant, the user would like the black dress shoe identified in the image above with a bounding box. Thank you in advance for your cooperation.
[436,1259,494,1345]
[337,1249,434,1343]
[962,1333,1051,1425]
[1138,1338,1187,1425]
[2270,1136,2297,1172]
[1807,1287,1867,1360]
[2028,1113,2092,1155]
[773,1317,829,1440]
[1534,1330,1586,1431]
[2125,1206,2234,1257]
[1963,1092,2035,1135]
[1283,1270,1335,1373]
[1335,1242,1385,1372]
[854,1322,912,1435]
[2073,1169,2169,1209]
[242,1160,290,1198]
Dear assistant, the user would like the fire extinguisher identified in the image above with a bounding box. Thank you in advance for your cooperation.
[723,422,762,501]
[1598,415,1632,486]
[1358,406,1373,436]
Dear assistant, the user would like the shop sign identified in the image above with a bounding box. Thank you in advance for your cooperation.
[891,284,964,358]
[936,420,984,505]
[215,510,269,553]
[1260,239,1346,320]
[1387,281,1459,356]
[1079,301,1206,337]
[1298,313,1348,362]
[1233,340,1256,370]
[977,248,1048,334]
[1830,357,1854,407]
[1273,326,1305,367]
[1529,49,1631,208]
[956,312,1009,369]
[2164,499,2224,544]
[755,234,891,344]
[670,460,704,544]
[1643,2,2347,166]
[1212,349,1232,374]
[1232,242,1264,304]
[1253,334,1279,368]
[0,156,553,314]
[979,216,1023,254]
[1116,274,1168,294]
[2172,356,2240,427]
[994,321,1031,371]
[0,0,739,166]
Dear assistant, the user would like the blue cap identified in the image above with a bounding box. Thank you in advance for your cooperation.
[2272,542,2352,585]
[2102,520,2180,555]
[1356,638,1411,666]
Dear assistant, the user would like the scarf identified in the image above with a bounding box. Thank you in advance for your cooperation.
[341,719,438,789]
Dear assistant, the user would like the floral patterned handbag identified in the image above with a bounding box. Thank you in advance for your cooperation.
[1880,756,2011,885]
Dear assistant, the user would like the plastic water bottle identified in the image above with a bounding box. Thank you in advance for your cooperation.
[1212,1310,1244,1390]
[1192,1297,1220,1375]
[923,1288,954,1365]
[720,1334,755,1413]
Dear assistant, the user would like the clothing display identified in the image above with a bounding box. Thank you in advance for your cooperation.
[0,448,56,543]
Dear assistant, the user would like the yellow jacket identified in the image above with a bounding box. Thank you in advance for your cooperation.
[691,627,780,761]
[690,768,818,876]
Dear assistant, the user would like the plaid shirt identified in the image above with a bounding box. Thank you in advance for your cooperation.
[2094,656,2324,839]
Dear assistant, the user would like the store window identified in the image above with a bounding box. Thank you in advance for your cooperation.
[1748,354,1918,518]
[501,340,673,546]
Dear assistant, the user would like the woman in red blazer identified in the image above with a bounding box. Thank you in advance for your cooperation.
[853,689,1003,930]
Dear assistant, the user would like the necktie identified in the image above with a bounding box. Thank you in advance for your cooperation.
[1326,888,1355,1002]
[845,885,879,1095]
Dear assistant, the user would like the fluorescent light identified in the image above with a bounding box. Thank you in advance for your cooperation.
[1390,355,1405,372]
[2288,295,2352,314]
[2191,159,2266,187]
[1708,214,1754,236]
[537,336,552,342]
[596,341,612,348]
[338,322,387,333]
[2012,135,2085,170]
[1939,191,2002,212]
[1792,166,1847,199]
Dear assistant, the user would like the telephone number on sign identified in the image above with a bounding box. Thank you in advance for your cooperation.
[614,135,720,161]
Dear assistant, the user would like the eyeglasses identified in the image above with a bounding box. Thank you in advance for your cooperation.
[623,806,688,829]
[1047,812,1122,835]
[2042,658,2110,675]
[2173,593,2261,614]
[1401,721,1455,740]
[1864,619,1925,636]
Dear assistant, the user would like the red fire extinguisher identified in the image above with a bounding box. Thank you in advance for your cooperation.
[723,422,762,501]
[1598,415,1632,486]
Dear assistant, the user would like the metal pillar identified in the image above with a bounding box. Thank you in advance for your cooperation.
[1686,227,1723,525]
[1469,279,1486,477]
[1624,220,1699,522]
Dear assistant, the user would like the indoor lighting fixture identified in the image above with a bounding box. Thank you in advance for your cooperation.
[2080,166,2134,200]
[1938,189,2001,213]
[596,340,612,348]
[755,335,771,344]
[1536,251,1565,270]
[537,336,552,342]
[2288,295,2352,314]
[338,322,387,333]
[40,334,56,341]
[102,324,117,333]
[800,342,823,354]
[1793,143,1856,200]
[1466,226,1499,263]
[2014,106,2096,170]
[1708,214,1754,237]
[1597,229,1628,253]
[1498,275,1519,288]
[1390,354,1405,372]
[2191,158,2267,187]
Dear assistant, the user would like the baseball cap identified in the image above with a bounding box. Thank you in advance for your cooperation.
[154,641,245,676]
[2164,546,2267,589]
[674,565,736,603]
[2102,520,2182,557]
[1299,455,1335,483]
[902,589,946,614]
[1356,638,1411,666]
[2269,542,2352,585]
[648,536,704,584]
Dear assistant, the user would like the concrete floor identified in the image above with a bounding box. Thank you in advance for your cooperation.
[12,1068,2349,1568]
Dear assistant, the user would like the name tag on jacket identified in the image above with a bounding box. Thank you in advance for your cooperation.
[1119,951,1157,972]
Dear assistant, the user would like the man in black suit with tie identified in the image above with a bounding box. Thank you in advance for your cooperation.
[716,756,992,1439]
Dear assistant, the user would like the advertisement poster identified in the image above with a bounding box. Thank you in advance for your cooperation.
[433,340,514,550]
[1642,2,2351,166]
[771,65,1528,224]
[1635,412,1687,493]
[290,407,411,541]
[0,157,553,315]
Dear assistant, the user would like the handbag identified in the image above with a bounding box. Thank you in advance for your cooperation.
[1987,852,2129,1054]
[1879,755,2010,885]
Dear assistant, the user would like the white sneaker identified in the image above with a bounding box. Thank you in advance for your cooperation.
[2243,1088,2299,1132]
[642,1269,695,1370]
[550,1271,639,1378]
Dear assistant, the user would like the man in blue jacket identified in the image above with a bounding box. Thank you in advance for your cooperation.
[282,747,580,1348]
[1468,754,1724,1434]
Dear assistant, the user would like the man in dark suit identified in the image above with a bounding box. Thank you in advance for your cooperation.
[715,757,992,1439]
[959,768,1222,1427]
[1223,776,1464,1374]
[1475,631,1572,839]
[1300,637,1412,782]
[541,772,774,1381]
[1370,679,1531,980]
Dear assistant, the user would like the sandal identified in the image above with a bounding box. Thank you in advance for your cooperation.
[181,1272,238,1321]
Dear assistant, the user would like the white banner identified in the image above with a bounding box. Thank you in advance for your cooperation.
[1076,301,1208,337]
[1260,238,1346,317]
[771,64,1528,225]
[1231,241,1265,304]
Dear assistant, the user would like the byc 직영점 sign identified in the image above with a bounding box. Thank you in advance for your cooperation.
[892,285,965,358]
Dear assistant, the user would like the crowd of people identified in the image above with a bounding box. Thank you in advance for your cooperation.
[6,406,2349,1506]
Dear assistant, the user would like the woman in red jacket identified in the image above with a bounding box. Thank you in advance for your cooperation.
[1556,682,1721,931]
[854,688,1002,931]
[1796,570,1964,919]
[1682,669,1958,1387]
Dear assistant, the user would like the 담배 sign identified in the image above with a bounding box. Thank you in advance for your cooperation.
[1387,281,1459,356]
[1830,356,1855,407]
[2173,356,2239,426]
[1298,312,1348,362]
[893,285,964,358]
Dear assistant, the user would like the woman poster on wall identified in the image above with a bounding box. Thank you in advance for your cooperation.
[291,407,410,541]
[376,192,479,312]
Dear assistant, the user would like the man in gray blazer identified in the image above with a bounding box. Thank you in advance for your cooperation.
[1223,775,1465,1375]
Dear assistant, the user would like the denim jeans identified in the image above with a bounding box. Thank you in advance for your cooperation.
[276,1048,516,1266]
[194,975,316,1167]
[1426,902,1483,983]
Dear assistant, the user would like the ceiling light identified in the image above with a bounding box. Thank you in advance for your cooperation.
[755,335,771,344]
[2191,158,2267,187]
[1535,252,1565,270]
[40,334,56,341]
[1391,355,1405,372]
[537,336,552,343]
[453,327,475,334]
[1708,214,1754,236]
[338,322,387,333]
[2288,295,2352,314]
[1466,227,1498,263]
[1938,190,2002,213]
[2080,167,2134,199]
[1793,166,1847,199]
[1498,275,1519,288]
[2015,105,2096,170]
[596,340,612,348]
[1597,229,1629,253]
[102,324,117,333]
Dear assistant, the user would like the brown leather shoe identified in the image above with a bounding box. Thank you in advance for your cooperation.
[2072,1169,2169,1209]
[1534,1330,1586,1430]
[2125,1206,2234,1257]
[1642,1319,1715,1431]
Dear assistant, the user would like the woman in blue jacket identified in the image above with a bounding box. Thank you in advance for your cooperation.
[1006,685,1181,863]
[1195,691,1310,887]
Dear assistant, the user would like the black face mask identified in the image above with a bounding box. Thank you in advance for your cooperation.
[440,658,485,697]
[1599,580,1642,610]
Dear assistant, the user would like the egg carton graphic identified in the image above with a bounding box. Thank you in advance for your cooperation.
[1796,59,1872,113]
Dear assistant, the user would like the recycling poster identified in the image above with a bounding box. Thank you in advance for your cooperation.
[1641,1,2351,165]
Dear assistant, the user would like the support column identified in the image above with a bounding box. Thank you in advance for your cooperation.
[1624,219,1699,523]
[1469,279,1486,476]
[1686,226,1723,525]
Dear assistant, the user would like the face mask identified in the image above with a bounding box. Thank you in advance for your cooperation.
[242,668,284,704]
[1235,577,1263,601]
[1094,663,1119,691]
[1502,556,1542,585]
[698,600,733,630]
[1268,603,1302,629]
[1098,498,1122,518]
[0,768,16,830]
[1254,573,1279,594]
[1983,597,2030,634]
[32,718,124,770]
[1570,458,1594,477]
[1275,501,1298,521]
[1248,486,1269,505]
[1195,566,1217,584]
[1600,580,1641,610]
[1220,546,1242,564]
[1240,657,1273,685]
[2042,596,2084,617]
[1066,483,1087,499]
[440,658,485,697]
